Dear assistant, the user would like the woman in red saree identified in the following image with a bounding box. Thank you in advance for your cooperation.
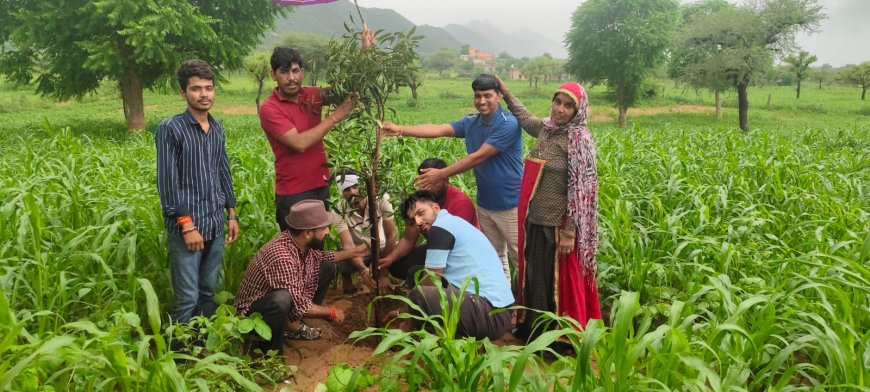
[498,78,601,341]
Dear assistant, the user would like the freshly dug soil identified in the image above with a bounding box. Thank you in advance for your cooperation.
[276,287,407,391]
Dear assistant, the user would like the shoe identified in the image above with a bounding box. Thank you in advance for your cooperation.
[550,340,576,356]
[284,322,323,340]
[512,327,530,342]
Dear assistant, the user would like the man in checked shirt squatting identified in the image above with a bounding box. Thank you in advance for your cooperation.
[234,200,366,353]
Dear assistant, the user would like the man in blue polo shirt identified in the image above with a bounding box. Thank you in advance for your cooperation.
[399,190,514,340]
[380,74,521,284]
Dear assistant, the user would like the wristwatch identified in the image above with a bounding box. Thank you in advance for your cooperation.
[227,214,240,221]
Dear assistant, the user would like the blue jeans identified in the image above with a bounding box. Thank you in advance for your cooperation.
[167,231,224,324]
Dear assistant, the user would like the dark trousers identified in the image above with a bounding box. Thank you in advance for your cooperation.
[247,260,335,352]
[388,245,427,288]
[337,248,387,279]
[409,284,512,340]
[276,186,329,231]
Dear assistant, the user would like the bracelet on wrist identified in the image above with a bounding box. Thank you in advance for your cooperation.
[329,305,337,321]
[227,214,239,221]
[182,226,197,234]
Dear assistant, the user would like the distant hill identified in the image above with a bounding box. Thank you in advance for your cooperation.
[261,1,461,53]
[442,24,498,54]
[261,0,565,58]
[445,20,567,58]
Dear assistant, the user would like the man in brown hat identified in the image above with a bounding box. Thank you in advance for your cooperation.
[234,200,366,353]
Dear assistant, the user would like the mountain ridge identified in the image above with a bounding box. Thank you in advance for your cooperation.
[262,0,566,58]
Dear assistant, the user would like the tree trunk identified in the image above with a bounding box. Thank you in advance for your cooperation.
[862,84,867,100]
[364,175,382,327]
[120,70,145,131]
[408,81,419,101]
[737,82,749,131]
[818,79,822,89]
[255,77,264,113]
[796,79,801,99]
[715,90,722,121]
[368,106,386,328]
[617,104,627,128]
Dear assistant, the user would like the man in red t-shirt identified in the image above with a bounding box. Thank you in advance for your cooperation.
[373,158,480,289]
[259,28,375,232]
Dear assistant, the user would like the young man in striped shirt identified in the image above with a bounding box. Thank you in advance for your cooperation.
[156,60,239,324]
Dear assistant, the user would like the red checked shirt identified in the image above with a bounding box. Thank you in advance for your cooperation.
[234,232,334,321]
[259,87,331,195]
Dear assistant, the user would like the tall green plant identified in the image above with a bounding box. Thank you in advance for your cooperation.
[333,274,580,391]
[323,24,420,320]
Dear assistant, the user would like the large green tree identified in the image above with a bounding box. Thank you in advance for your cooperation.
[673,0,823,131]
[565,0,680,127]
[784,50,817,99]
[838,62,870,100]
[0,1,285,130]
[670,0,733,120]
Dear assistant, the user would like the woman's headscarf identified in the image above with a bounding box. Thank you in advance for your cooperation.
[542,82,599,274]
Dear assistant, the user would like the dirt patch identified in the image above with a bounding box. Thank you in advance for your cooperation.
[276,289,406,391]
[585,105,717,123]
[270,286,570,390]
[218,104,258,115]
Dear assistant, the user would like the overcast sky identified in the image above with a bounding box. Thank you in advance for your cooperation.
[358,0,869,67]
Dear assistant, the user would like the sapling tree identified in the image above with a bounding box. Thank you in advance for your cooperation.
[784,50,817,99]
[323,24,420,326]
[243,51,271,112]
[839,62,870,100]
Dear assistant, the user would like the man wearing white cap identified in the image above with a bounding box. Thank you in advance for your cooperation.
[332,171,398,294]
[234,199,366,352]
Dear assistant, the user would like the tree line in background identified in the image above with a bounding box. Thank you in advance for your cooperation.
[0,0,289,130]
[1,0,867,132]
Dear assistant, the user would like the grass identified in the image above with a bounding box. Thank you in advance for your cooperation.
[0,73,868,390]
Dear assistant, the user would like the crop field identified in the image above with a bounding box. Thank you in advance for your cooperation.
[0,75,868,390]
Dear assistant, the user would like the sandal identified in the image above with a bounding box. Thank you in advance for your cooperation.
[284,323,322,340]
